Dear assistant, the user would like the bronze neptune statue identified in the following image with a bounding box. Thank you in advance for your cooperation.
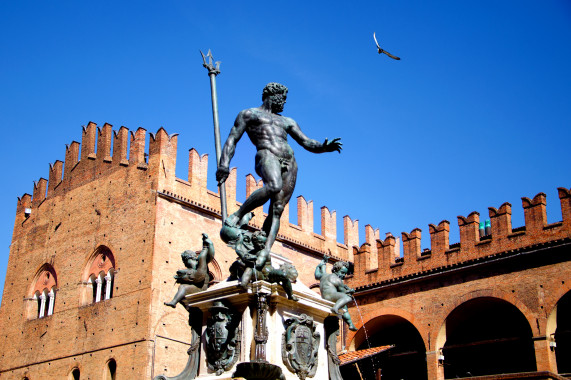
[216,82,342,257]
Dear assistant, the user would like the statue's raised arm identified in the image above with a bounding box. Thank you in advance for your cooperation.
[314,255,329,280]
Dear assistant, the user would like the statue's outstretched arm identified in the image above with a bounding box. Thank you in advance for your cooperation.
[217,111,248,184]
[288,121,342,154]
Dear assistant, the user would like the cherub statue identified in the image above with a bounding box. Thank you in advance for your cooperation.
[164,233,215,308]
[221,213,299,301]
[315,255,357,331]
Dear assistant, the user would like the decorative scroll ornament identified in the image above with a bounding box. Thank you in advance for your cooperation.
[205,301,241,376]
[282,314,320,380]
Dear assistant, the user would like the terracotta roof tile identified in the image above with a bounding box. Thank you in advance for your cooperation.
[338,345,393,366]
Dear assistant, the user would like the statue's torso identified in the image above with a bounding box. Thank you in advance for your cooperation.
[320,273,342,298]
[245,108,295,159]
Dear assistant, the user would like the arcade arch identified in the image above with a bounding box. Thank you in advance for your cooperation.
[553,290,571,375]
[439,297,535,378]
[347,313,427,380]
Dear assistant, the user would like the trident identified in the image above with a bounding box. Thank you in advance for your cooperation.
[201,50,227,222]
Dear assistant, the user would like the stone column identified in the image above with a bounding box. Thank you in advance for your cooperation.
[39,293,47,318]
[95,276,103,303]
[47,289,55,316]
[104,272,112,300]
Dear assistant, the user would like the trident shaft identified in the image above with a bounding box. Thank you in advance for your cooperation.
[201,50,227,222]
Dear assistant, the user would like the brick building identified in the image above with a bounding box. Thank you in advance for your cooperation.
[0,123,354,379]
[343,192,571,379]
[0,123,569,379]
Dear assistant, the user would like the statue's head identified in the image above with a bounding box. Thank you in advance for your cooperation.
[181,250,198,269]
[332,261,350,278]
[262,82,288,113]
[252,230,267,250]
[279,262,299,282]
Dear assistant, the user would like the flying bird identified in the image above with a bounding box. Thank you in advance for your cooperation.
[373,32,400,60]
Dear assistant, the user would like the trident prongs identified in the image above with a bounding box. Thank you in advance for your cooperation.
[200,49,221,76]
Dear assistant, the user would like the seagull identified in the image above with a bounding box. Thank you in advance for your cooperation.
[373,32,400,60]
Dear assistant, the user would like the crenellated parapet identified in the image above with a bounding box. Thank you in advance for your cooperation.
[15,123,571,273]
[349,188,571,289]
[16,123,363,262]
[14,123,178,232]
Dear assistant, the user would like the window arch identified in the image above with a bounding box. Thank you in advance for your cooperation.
[104,359,117,380]
[82,246,116,305]
[28,264,57,319]
[69,367,80,380]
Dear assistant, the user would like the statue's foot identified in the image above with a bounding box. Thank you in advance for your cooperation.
[164,301,176,308]
[348,323,358,331]
[225,213,240,227]
[288,295,299,301]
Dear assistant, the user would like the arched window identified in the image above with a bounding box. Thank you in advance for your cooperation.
[28,264,57,319]
[104,359,117,380]
[82,246,116,305]
[69,367,80,380]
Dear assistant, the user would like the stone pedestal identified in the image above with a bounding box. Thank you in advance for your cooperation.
[184,279,337,380]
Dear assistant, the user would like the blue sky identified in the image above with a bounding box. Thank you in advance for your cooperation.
[1,1,570,302]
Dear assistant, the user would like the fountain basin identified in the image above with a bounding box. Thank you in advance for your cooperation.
[232,361,286,380]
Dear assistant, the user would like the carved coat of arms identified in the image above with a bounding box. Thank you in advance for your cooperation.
[282,314,320,380]
[205,301,241,376]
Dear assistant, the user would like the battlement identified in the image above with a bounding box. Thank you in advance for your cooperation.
[14,123,175,228]
[349,188,571,289]
[15,123,362,261]
[19,124,568,274]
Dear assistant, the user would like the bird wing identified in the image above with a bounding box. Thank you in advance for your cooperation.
[382,50,401,60]
[373,32,382,51]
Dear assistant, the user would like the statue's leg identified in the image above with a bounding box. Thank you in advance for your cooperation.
[261,160,298,251]
[230,152,282,225]
[165,285,190,307]
[241,267,253,288]
[342,311,358,331]
[281,280,298,301]
[332,294,352,314]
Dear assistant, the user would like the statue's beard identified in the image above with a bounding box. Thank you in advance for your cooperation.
[269,97,285,113]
